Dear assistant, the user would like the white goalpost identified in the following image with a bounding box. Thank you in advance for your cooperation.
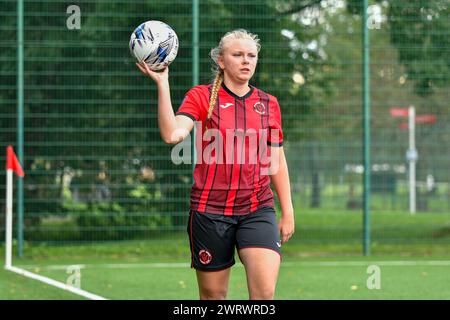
[4,146,107,300]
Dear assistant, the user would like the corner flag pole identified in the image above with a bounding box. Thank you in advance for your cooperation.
[5,169,13,268]
[5,146,106,299]
[5,146,25,269]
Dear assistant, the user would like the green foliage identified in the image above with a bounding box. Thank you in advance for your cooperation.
[388,0,450,95]
[346,0,450,96]
[346,0,363,15]
[2,0,337,239]
[1,0,449,243]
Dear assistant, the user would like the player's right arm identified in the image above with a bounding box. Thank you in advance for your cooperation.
[136,62,194,145]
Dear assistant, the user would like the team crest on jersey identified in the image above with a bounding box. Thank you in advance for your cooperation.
[253,102,266,115]
[198,249,212,265]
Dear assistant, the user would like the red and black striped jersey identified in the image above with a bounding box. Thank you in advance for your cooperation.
[176,83,283,215]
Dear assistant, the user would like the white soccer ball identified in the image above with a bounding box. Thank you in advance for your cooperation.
[129,20,179,71]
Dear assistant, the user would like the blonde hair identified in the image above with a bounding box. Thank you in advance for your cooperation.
[205,29,261,130]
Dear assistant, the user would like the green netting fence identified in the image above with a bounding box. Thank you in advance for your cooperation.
[1,0,449,249]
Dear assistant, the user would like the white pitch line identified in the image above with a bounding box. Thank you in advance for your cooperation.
[5,266,107,300]
[18,262,190,270]
[283,260,450,267]
[17,260,450,271]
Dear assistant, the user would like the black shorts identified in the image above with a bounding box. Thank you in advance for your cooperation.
[187,206,282,271]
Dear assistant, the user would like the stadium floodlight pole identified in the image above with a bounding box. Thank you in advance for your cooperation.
[192,0,199,172]
[362,0,371,256]
[17,0,25,258]
[408,106,417,214]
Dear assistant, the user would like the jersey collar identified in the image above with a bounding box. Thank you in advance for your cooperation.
[221,82,254,100]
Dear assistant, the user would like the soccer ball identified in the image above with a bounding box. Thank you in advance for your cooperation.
[129,20,179,71]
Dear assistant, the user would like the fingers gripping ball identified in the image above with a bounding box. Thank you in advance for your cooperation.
[129,20,179,71]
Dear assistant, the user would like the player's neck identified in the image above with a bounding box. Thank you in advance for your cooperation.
[222,78,251,98]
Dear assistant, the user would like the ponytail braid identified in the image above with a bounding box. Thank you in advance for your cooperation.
[205,72,223,131]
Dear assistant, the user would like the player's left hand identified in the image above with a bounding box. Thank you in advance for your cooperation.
[278,212,295,244]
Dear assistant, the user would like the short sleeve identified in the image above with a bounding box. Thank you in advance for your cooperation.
[267,97,283,147]
[175,86,207,122]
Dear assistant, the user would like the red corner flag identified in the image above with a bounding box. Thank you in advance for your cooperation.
[6,146,25,177]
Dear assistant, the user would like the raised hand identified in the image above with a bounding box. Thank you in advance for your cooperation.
[135,61,169,84]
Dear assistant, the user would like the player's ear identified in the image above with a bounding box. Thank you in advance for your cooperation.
[218,55,225,70]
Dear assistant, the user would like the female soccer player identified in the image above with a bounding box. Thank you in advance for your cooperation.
[136,29,295,300]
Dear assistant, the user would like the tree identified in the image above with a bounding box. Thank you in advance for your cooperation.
[348,0,450,96]
[0,0,362,239]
